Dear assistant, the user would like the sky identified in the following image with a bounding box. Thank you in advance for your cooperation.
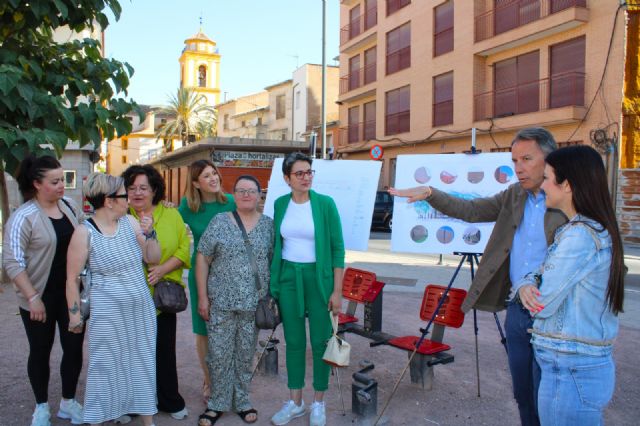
[105,0,340,107]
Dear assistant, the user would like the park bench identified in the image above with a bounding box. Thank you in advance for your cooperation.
[370,284,468,389]
[338,267,385,335]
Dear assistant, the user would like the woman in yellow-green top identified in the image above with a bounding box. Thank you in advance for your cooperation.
[178,159,235,402]
[122,165,191,421]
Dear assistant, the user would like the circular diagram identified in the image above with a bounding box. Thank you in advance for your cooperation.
[436,226,455,244]
[414,167,431,184]
[440,170,458,184]
[410,225,428,243]
[463,226,481,245]
[467,169,484,184]
[494,165,514,184]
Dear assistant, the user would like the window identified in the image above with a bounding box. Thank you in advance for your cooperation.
[241,120,246,128]
[386,22,411,75]
[434,1,453,57]
[387,0,410,16]
[385,85,410,135]
[349,4,362,40]
[494,0,540,36]
[550,36,585,108]
[364,46,377,85]
[365,0,378,31]
[198,65,207,88]
[276,95,286,119]
[122,138,128,150]
[295,90,301,109]
[121,155,127,164]
[364,101,376,141]
[551,0,586,14]
[63,170,76,189]
[223,114,229,130]
[349,54,361,91]
[257,116,263,126]
[433,72,453,126]
[348,106,360,143]
[494,50,540,117]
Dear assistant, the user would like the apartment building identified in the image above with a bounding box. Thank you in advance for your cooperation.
[336,0,626,190]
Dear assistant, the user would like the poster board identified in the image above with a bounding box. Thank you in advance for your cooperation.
[391,153,514,254]
[264,159,382,251]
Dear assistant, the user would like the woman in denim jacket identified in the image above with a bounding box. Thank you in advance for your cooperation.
[516,145,624,425]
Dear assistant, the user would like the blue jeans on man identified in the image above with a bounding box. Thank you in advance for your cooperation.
[505,301,541,426]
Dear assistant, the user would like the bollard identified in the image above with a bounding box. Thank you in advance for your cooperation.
[352,361,378,418]
[257,337,279,376]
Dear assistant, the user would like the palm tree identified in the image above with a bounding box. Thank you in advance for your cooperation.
[155,87,216,146]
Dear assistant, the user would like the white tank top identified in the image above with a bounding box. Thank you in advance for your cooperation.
[281,199,316,262]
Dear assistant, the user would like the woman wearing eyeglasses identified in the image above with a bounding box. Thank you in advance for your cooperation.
[178,160,236,403]
[195,175,273,426]
[270,152,345,426]
[121,165,191,421]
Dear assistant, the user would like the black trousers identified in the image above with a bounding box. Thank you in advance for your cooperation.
[156,312,185,413]
[20,290,85,404]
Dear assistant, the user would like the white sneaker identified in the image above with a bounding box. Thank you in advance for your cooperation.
[31,403,51,426]
[170,407,189,420]
[271,400,306,425]
[57,399,83,424]
[113,414,132,424]
[309,401,326,426]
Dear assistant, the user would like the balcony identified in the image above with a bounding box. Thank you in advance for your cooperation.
[386,46,410,75]
[339,120,376,144]
[339,62,377,94]
[474,0,588,56]
[474,72,586,122]
[340,4,378,46]
[385,111,410,136]
[433,100,453,127]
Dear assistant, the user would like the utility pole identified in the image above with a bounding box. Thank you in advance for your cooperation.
[321,0,327,159]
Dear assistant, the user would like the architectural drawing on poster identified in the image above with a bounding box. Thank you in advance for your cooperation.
[391,153,514,254]
[264,158,382,251]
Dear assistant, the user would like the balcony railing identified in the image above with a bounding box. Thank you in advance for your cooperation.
[433,100,453,127]
[434,26,453,57]
[340,4,378,45]
[339,120,376,144]
[339,62,377,94]
[386,46,410,75]
[474,72,585,121]
[385,111,410,136]
[475,0,587,42]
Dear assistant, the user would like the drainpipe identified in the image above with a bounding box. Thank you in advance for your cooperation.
[292,82,300,141]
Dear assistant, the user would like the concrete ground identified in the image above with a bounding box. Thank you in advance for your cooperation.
[1,232,639,425]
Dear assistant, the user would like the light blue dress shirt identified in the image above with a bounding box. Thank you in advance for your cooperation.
[509,190,547,297]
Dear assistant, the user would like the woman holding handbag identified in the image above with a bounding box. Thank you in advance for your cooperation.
[122,165,191,421]
[269,152,345,426]
[178,159,236,402]
[195,175,273,426]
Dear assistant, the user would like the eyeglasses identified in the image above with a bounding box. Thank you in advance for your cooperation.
[290,170,315,179]
[234,189,259,196]
[127,185,150,194]
[107,193,128,199]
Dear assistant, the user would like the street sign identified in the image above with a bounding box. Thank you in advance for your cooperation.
[370,144,384,160]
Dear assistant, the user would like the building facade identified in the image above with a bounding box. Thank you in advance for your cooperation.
[336,0,625,190]
[179,30,222,106]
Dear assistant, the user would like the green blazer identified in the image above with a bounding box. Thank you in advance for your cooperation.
[270,190,345,304]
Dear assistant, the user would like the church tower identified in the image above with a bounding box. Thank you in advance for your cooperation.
[179,29,221,106]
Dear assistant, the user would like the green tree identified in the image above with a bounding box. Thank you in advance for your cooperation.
[155,87,216,147]
[0,0,143,226]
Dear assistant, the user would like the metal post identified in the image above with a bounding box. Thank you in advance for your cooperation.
[321,0,327,159]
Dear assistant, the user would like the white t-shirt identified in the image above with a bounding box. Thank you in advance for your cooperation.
[281,199,316,263]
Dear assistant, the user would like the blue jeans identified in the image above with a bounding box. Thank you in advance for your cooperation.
[505,301,540,426]
[535,347,614,426]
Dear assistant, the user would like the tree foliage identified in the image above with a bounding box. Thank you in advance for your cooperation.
[0,0,143,176]
[155,87,216,146]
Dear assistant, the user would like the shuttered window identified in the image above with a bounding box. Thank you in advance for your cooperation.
[348,106,360,143]
[349,54,361,91]
[550,36,585,108]
[433,71,454,126]
[494,50,539,117]
[434,1,454,57]
[386,22,411,75]
[364,46,377,85]
[385,86,410,135]
[364,101,376,141]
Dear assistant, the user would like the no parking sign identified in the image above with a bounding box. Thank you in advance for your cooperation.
[369,144,384,161]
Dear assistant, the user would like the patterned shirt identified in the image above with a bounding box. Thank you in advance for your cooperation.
[198,213,274,311]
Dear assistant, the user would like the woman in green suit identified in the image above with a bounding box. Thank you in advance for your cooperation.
[178,160,235,402]
[269,152,345,426]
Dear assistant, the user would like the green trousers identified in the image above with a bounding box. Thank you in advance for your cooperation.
[278,260,333,391]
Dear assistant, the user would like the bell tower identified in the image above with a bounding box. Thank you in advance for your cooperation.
[179,27,221,106]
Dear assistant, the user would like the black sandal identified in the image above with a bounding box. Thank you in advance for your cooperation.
[237,408,258,424]
[198,410,223,426]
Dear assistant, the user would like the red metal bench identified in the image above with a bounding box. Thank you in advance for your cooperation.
[339,268,385,333]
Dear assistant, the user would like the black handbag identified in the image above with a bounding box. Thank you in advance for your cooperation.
[153,278,188,313]
[232,211,281,330]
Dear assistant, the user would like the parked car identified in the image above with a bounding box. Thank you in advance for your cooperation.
[371,191,393,230]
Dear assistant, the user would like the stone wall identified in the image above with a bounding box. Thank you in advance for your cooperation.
[618,169,640,246]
